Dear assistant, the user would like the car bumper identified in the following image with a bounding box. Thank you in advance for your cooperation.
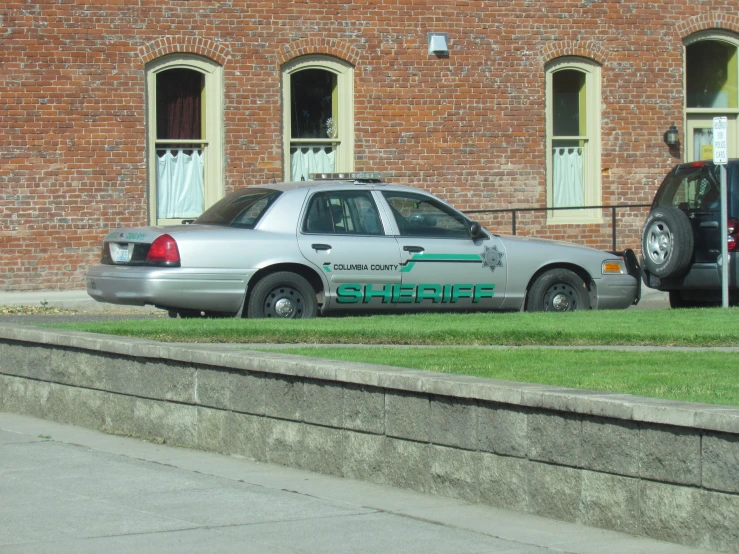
[595,275,640,310]
[642,253,738,291]
[86,265,254,313]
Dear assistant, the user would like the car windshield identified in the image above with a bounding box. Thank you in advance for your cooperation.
[194,188,282,228]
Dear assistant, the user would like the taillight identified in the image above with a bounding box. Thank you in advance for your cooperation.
[146,234,180,264]
[728,219,739,253]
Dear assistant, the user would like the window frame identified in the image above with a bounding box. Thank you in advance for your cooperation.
[302,190,384,236]
[145,54,224,225]
[683,31,739,162]
[281,55,354,181]
[545,56,602,224]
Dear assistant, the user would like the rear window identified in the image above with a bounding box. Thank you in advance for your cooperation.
[194,188,282,228]
[653,164,721,212]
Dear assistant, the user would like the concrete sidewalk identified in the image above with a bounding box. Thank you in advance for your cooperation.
[0,413,710,554]
[0,290,159,313]
[0,287,670,312]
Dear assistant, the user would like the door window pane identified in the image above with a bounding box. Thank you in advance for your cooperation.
[382,192,469,238]
[303,191,383,235]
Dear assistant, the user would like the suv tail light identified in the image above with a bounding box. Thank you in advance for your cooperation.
[728,219,739,253]
[146,234,181,265]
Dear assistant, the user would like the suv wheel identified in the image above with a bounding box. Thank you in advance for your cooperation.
[641,207,694,278]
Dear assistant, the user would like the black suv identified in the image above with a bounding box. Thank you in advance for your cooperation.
[641,160,739,307]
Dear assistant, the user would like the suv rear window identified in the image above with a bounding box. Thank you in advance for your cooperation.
[194,188,282,228]
[653,164,721,212]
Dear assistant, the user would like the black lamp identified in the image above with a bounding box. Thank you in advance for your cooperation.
[663,124,679,147]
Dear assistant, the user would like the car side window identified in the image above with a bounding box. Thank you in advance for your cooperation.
[381,191,470,238]
[303,191,384,235]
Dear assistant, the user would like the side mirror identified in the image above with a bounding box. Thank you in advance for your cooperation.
[468,221,486,239]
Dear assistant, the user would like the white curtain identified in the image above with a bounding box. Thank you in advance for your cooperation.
[291,146,335,181]
[553,147,584,207]
[157,149,205,219]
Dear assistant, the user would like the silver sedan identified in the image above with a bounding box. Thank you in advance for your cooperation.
[86,174,640,318]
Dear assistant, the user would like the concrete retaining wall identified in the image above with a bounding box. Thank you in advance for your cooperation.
[1,324,738,552]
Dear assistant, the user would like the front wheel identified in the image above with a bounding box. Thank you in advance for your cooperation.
[246,272,318,319]
[526,269,590,312]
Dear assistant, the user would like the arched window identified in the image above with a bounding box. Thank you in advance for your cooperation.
[545,57,602,223]
[684,32,739,161]
[282,56,354,181]
[146,55,223,224]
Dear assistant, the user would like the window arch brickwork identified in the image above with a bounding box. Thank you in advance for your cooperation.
[539,41,608,67]
[677,13,739,39]
[139,37,231,66]
[274,38,362,68]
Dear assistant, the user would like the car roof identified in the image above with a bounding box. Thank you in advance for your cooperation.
[260,180,428,195]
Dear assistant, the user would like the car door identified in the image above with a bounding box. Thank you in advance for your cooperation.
[297,189,403,311]
[379,190,507,310]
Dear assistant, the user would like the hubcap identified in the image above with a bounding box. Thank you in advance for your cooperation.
[264,285,305,318]
[551,293,570,311]
[646,222,671,264]
[274,297,295,317]
[544,282,579,311]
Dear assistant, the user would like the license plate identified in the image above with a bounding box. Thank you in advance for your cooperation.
[110,243,132,263]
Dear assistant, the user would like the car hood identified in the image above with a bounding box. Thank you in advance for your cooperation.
[497,234,612,255]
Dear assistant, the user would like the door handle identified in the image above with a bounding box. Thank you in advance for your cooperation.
[311,243,332,251]
[403,245,425,253]
[700,221,719,229]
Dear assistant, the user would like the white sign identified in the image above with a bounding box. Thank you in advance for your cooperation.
[713,116,728,165]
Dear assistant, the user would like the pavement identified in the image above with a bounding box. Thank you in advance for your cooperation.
[0,413,712,554]
[0,287,671,312]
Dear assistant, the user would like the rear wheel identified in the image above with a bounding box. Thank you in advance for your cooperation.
[247,272,317,319]
[526,269,589,312]
[641,207,694,278]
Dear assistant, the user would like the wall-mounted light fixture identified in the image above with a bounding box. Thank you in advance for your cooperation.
[663,124,679,147]
[428,33,449,56]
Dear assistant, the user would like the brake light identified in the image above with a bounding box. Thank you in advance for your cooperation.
[728,219,739,253]
[146,234,180,264]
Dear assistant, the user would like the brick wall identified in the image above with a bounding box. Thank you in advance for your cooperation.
[1,1,736,290]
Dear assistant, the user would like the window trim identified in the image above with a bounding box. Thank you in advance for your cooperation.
[281,55,354,181]
[683,31,739,162]
[145,54,224,225]
[545,57,602,224]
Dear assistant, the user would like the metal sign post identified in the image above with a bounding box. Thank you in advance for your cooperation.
[713,116,729,308]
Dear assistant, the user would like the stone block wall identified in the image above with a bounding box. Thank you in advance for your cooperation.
[0,324,738,552]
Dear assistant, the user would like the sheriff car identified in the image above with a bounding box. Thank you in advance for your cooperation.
[86,173,640,318]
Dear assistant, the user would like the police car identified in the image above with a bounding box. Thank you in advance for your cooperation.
[86,173,640,317]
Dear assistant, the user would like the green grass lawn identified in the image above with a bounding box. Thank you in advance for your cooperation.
[36,308,739,407]
[38,308,739,346]
[253,346,739,407]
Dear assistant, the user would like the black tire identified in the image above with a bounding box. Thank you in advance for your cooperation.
[246,271,317,319]
[641,207,694,278]
[526,269,589,312]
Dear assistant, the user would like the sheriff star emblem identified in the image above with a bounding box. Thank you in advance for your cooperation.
[480,245,504,273]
